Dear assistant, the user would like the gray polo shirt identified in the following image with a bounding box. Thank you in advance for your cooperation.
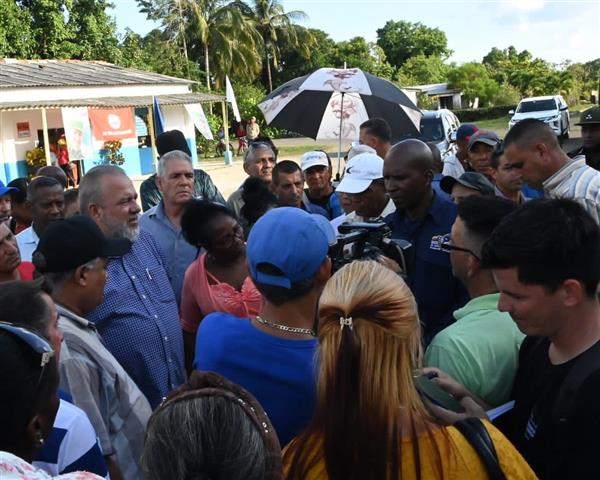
[58,304,152,480]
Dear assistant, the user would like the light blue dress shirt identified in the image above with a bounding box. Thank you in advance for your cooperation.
[140,201,199,306]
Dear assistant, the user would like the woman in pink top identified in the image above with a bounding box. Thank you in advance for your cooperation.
[180,200,261,371]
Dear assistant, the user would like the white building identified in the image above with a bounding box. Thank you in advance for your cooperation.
[0,59,224,184]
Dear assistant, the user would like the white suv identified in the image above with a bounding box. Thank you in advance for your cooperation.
[508,95,570,138]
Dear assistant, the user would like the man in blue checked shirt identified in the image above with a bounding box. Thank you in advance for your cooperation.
[80,165,185,408]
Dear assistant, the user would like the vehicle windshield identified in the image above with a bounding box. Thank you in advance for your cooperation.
[517,99,557,113]
[418,117,444,142]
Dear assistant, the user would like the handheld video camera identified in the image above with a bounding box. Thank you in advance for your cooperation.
[328,221,412,274]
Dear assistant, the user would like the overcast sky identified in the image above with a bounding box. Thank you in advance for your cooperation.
[109,0,600,65]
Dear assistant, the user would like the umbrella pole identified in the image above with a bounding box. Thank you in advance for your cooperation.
[336,92,344,182]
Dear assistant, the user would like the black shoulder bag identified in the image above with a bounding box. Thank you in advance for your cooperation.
[453,417,506,480]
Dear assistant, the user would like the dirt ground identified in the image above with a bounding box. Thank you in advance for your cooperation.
[133,137,350,199]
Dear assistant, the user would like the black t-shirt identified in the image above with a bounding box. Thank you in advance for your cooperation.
[497,336,600,479]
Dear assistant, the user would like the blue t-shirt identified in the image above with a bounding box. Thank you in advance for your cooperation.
[385,192,468,345]
[194,313,318,446]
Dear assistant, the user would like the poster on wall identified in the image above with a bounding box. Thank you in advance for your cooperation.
[185,104,213,140]
[61,108,94,161]
[16,122,31,138]
[88,107,136,141]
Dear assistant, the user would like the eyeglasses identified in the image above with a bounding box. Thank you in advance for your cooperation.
[0,321,54,386]
[434,233,481,261]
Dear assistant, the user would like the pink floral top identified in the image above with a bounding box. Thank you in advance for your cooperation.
[0,452,102,479]
[180,253,262,333]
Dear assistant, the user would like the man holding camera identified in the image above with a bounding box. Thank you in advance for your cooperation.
[332,153,395,231]
[383,139,468,344]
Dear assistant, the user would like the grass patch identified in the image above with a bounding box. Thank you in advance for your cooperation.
[477,116,509,135]
[276,144,332,157]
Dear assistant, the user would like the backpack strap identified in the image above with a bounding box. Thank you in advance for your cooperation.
[453,417,506,480]
[548,339,600,472]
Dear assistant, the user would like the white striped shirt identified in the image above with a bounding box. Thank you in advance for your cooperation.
[543,156,600,224]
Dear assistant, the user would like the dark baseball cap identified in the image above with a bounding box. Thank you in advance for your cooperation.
[575,106,600,126]
[156,130,192,157]
[456,124,479,140]
[440,172,496,196]
[34,215,131,273]
[468,130,501,151]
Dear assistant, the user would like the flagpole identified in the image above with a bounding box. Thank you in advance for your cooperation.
[336,92,344,181]
[221,100,232,165]
[148,104,158,169]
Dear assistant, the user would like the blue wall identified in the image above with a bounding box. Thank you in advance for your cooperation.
[1,134,200,183]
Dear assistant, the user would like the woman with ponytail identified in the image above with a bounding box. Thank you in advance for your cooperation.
[283,260,536,480]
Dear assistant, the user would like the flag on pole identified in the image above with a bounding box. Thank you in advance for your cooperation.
[153,96,165,136]
[225,75,241,122]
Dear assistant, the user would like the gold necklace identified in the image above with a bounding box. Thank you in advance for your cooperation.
[255,316,316,337]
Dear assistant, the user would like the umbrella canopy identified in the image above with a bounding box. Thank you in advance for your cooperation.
[258,68,422,141]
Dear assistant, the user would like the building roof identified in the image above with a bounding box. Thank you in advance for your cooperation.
[0,59,195,89]
[407,82,462,97]
[0,92,225,111]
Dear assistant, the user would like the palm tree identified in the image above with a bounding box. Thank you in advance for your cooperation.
[245,0,312,91]
[138,0,262,90]
[188,0,262,90]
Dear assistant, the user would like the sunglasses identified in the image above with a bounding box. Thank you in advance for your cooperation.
[435,233,481,261]
[0,321,55,386]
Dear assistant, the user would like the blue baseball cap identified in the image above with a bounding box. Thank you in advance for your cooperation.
[456,124,478,140]
[0,180,17,197]
[247,207,329,289]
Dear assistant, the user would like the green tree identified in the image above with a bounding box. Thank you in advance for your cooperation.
[376,20,451,68]
[332,36,394,79]
[1,0,122,61]
[447,62,500,107]
[138,0,262,90]
[118,28,202,82]
[19,0,75,58]
[245,0,312,92]
[0,0,34,57]
[273,28,336,85]
[66,0,121,61]
[395,54,451,86]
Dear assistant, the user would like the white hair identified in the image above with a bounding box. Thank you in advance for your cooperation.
[157,150,193,178]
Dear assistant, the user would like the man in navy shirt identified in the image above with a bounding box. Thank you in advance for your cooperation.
[383,139,468,345]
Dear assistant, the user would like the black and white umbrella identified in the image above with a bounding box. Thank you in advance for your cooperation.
[258,67,422,170]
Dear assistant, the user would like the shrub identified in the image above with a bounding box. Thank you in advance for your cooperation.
[453,105,517,122]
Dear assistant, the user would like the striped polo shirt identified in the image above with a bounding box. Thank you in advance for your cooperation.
[543,156,600,224]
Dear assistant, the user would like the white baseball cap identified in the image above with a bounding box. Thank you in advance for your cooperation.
[346,144,376,160]
[336,153,384,194]
[300,151,330,172]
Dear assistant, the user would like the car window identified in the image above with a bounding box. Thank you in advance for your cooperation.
[418,117,444,142]
[517,99,557,113]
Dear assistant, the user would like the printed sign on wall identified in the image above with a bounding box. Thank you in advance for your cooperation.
[16,122,30,138]
[61,108,94,161]
[88,108,136,141]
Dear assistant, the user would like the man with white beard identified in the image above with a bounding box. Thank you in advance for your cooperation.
[79,165,185,408]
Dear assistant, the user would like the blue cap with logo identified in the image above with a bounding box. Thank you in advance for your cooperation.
[247,207,329,289]
[0,180,17,197]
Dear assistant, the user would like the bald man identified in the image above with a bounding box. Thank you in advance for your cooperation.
[383,139,468,344]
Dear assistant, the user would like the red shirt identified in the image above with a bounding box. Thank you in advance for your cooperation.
[17,261,35,281]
